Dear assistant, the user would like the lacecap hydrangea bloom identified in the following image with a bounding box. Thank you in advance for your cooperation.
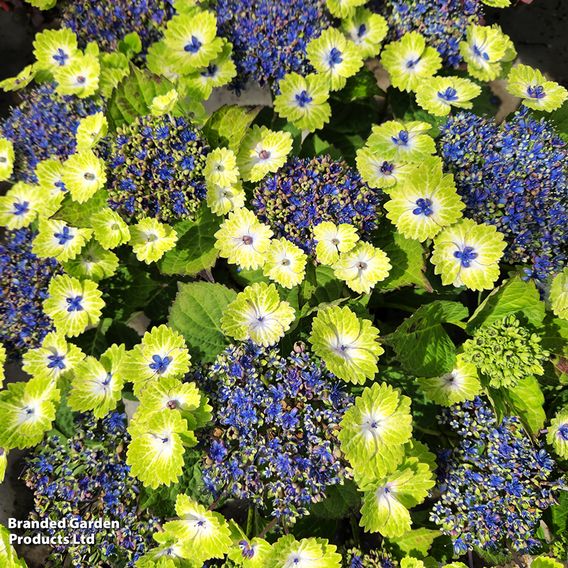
[0,228,62,357]
[431,398,563,554]
[22,413,160,568]
[462,315,549,389]
[104,114,210,224]
[0,82,102,183]
[197,341,352,523]
[252,155,383,257]
[214,0,332,91]
[440,108,568,280]
[61,0,176,56]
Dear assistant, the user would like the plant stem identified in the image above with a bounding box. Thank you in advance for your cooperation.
[258,517,278,539]
[246,506,254,538]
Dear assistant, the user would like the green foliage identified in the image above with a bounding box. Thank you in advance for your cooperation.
[203,105,261,152]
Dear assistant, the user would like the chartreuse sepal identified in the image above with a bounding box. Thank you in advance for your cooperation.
[163,11,223,75]
[33,28,79,72]
[68,344,126,418]
[52,54,100,98]
[263,238,308,289]
[326,0,366,19]
[381,32,442,92]
[63,239,119,282]
[384,159,464,242]
[339,382,412,479]
[214,208,273,270]
[0,344,5,388]
[0,182,42,230]
[127,410,189,488]
[221,283,295,347]
[0,64,36,92]
[366,121,436,163]
[309,305,384,384]
[359,445,435,537]
[76,112,108,150]
[415,76,481,117]
[162,495,232,562]
[205,147,239,188]
[150,89,179,117]
[342,9,388,59]
[43,275,104,337]
[135,533,190,568]
[207,181,245,216]
[237,126,293,182]
[130,218,178,264]
[314,221,359,265]
[33,218,92,262]
[507,64,568,112]
[460,24,516,82]
[274,73,331,132]
[126,325,191,397]
[62,150,106,203]
[0,376,60,450]
[550,268,568,320]
[547,407,568,459]
[307,28,363,92]
[418,355,481,406]
[90,208,131,250]
[333,241,391,294]
[228,538,272,567]
[22,332,84,382]
[269,535,341,568]
[355,148,414,190]
[431,218,506,290]
[0,138,15,181]
[35,159,67,207]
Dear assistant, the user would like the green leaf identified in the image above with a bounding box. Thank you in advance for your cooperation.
[389,528,441,559]
[160,205,221,276]
[505,375,546,434]
[374,230,432,292]
[55,191,108,227]
[168,281,237,363]
[535,100,568,142]
[302,264,346,307]
[551,491,568,533]
[467,276,546,332]
[119,32,142,57]
[310,480,360,519]
[333,67,383,102]
[203,105,261,153]
[386,301,468,377]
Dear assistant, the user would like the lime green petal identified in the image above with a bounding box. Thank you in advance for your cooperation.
[507,64,568,112]
[366,120,436,162]
[228,538,272,567]
[326,0,366,19]
[221,282,296,347]
[22,332,85,382]
[237,126,293,182]
[130,218,178,264]
[0,138,15,182]
[137,377,201,420]
[53,54,100,98]
[35,158,67,206]
[0,182,41,229]
[63,239,119,281]
[355,147,415,190]
[91,207,131,249]
[205,147,239,187]
[206,180,245,216]
[151,89,180,117]
[339,382,412,479]
[550,268,568,320]
[482,0,511,6]
[309,305,384,384]
[76,112,108,150]
[32,218,92,262]
[214,208,273,269]
[547,407,568,460]
[43,275,104,337]
[415,76,481,117]
[342,9,388,59]
[62,150,106,203]
[33,28,79,72]
[381,32,442,92]
[0,64,36,92]
[125,325,191,397]
[269,535,342,568]
[313,221,359,265]
[263,238,307,289]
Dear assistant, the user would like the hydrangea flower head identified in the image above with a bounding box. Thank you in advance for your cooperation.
[206,180,246,216]
[198,342,352,523]
[52,53,101,99]
[459,24,516,82]
[306,28,364,92]
[547,407,568,460]
[371,0,484,68]
[314,221,360,265]
[355,147,415,190]
[62,150,107,203]
[384,159,464,241]
[431,218,506,290]
[63,239,119,282]
[333,242,392,294]
[380,32,442,92]
[366,120,436,162]
[0,82,102,183]
[105,114,209,224]
[418,354,481,406]
[253,155,383,257]
[75,112,108,151]
[341,9,388,59]
[0,182,43,230]
[129,218,178,264]
[309,305,384,384]
[90,208,131,250]
[440,108,568,280]
[221,282,296,346]
[43,274,105,337]
[507,64,568,112]
[415,76,481,117]
[32,28,80,73]
[61,0,176,56]
[462,315,549,389]
[274,73,332,132]
[214,0,332,91]
[263,238,308,289]
[0,228,62,357]
[270,535,341,567]
[214,208,273,270]
[431,398,563,554]
[204,147,239,188]
[237,126,293,182]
